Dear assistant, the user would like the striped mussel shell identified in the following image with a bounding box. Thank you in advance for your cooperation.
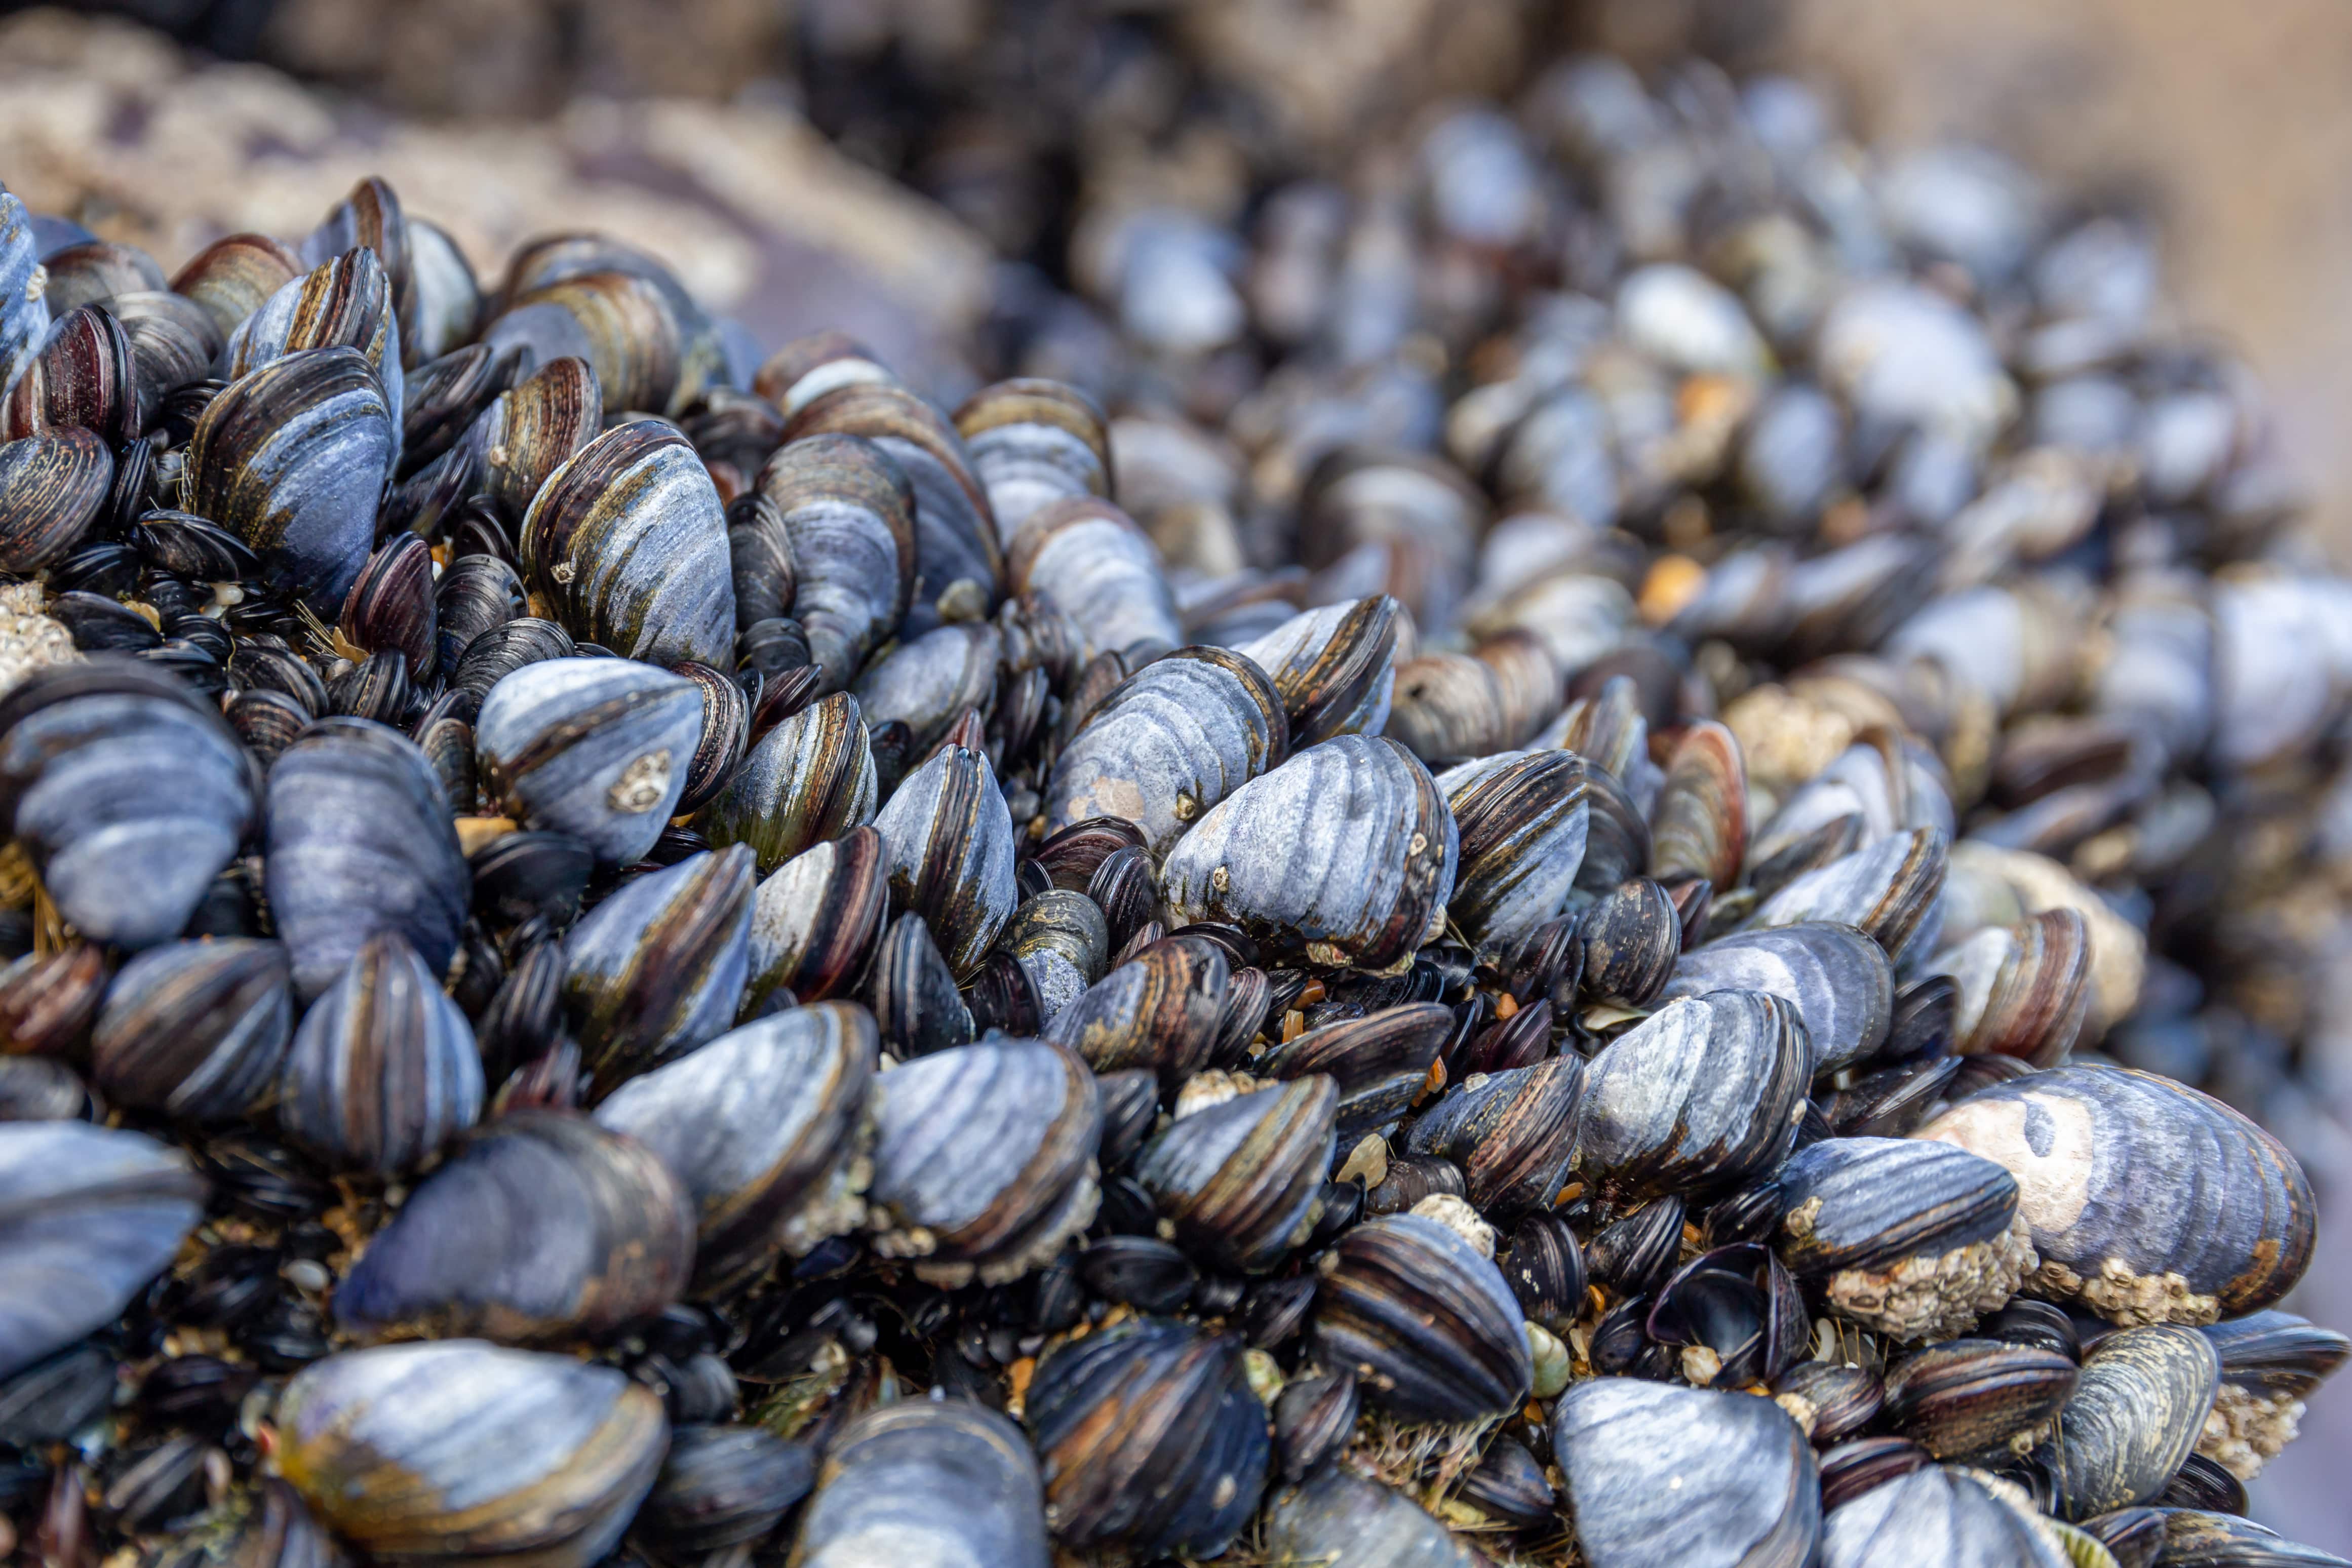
[1161,735,1457,972]
[1535,674,1662,812]
[224,248,405,457]
[498,236,726,412]
[752,330,895,415]
[299,177,409,340]
[0,184,49,393]
[1044,645,1286,857]
[693,691,874,874]
[785,380,1002,635]
[791,1399,1048,1568]
[852,620,999,755]
[1040,933,1230,1079]
[1915,1065,2316,1326]
[1921,908,2092,1066]
[561,847,755,1093]
[1572,877,1683,1007]
[953,376,1112,547]
[183,346,394,612]
[2143,1510,2343,1568]
[749,434,914,692]
[477,354,599,526]
[1554,1379,1820,1568]
[595,1002,876,1295]
[1024,1317,1270,1560]
[871,742,1017,979]
[997,889,1109,1023]
[111,291,223,429]
[277,1341,669,1568]
[90,939,293,1123]
[1886,579,2086,721]
[2030,1325,2221,1521]
[866,909,974,1059]
[1746,827,1949,967]
[334,1108,692,1341]
[1652,719,1749,889]
[339,531,437,679]
[1258,1000,1453,1142]
[433,552,526,676]
[2197,1311,2352,1481]
[1575,990,1810,1202]
[1233,596,1399,748]
[1660,923,1893,1077]
[634,1425,814,1556]
[264,717,471,999]
[520,420,734,666]
[1880,1337,2079,1461]
[865,1037,1100,1287]
[278,931,484,1178]
[485,269,683,417]
[1297,446,1484,637]
[1439,749,1592,959]
[1004,496,1181,664]
[1312,1211,1533,1423]
[0,424,112,571]
[1821,1463,2070,1568]
[1772,1136,2033,1343]
[743,824,887,1014]
[1384,651,1515,765]
[0,658,257,950]
[667,660,749,814]
[169,231,303,342]
[447,617,576,722]
[476,656,702,865]
[1747,731,1953,871]
[1134,1074,1337,1273]
[0,1121,206,1380]
[1262,1468,1480,1568]
[1,302,137,446]
[1404,1053,1586,1214]
[1473,630,1562,749]
[402,218,482,366]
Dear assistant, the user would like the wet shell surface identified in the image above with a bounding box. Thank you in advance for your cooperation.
[1552,1378,1821,1568]
[475,657,703,865]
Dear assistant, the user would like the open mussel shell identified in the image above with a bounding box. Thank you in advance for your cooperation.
[872,742,1016,979]
[0,1122,206,1380]
[1005,496,1181,663]
[1553,1378,1820,1568]
[953,376,1112,543]
[1262,1467,1479,1568]
[1661,922,1894,1077]
[0,426,111,572]
[1438,749,1592,955]
[1024,1317,1269,1559]
[2031,1324,2221,1520]
[867,909,973,1058]
[90,939,292,1123]
[791,1398,1048,1568]
[1915,1065,2315,1325]
[1042,933,1230,1080]
[1822,1463,2074,1568]
[2196,1311,2352,1480]
[692,691,874,874]
[1162,734,1455,971]
[1406,1054,1584,1214]
[853,621,999,756]
[1922,908,2092,1067]
[278,931,484,1178]
[1575,990,1809,1202]
[476,656,701,865]
[748,434,914,691]
[1134,1074,1336,1273]
[1881,1338,2079,1461]
[1312,1211,1531,1423]
[594,1002,876,1296]
[1772,1135,2032,1343]
[277,1341,669,1568]
[1044,645,1287,857]
[562,846,754,1092]
[1260,1000,1452,1142]
[0,659,257,950]
[1747,827,1948,967]
[264,717,471,1000]
[865,1038,1099,1287]
[520,420,735,667]
[1645,1240,1811,1388]
[184,345,393,613]
[334,1109,692,1342]
[745,824,886,1013]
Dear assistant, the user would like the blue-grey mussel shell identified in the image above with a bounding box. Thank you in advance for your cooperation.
[0,425,112,573]
[1161,734,1457,972]
[1259,1000,1453,1143]
[2029,1324,2221,1520]
[90,938,293,1122]
[864,1037,1100,1286]
[1406,1053,1585,1214]
[184,345,394,613]
[224,247,405,452]
[1553,1379,1820,1568]
[2197,1311,2352,1480]
[747,433,914,692]
[476,656,703,866]
[1575,990,1810,1202]
[636,1424,814,1555]
[0,659,257,950]
[1821,1462,2073,1568]
[1747,827,1948,967]
[334,1109,692,1343]
[594,1001,876,1297]
[563,846,754,1093]
[1042,933,1230,1081]
[1004,496,1181,664]
[1024,1317,1269,1559]
[277,1340,669,1568]
[953,376,1112,544]
[1234,596,1399,747]
[1261,1467,1480,1568]
[0,1121,206,1380]
[1773,1135,2033,1343]
[791,1398,1047,1568]
[692,690,875,875]
[279,931,484,1178]
[853,621,999,756]
[1436,749,1592,956]
[1134,1075,1337,1274]
[0,184,48,396]
[2150,1509,2351,1568]
[1660,922,1894,1077]
[265,717,471,1001]
[744,824,888,1014]
[1312,1212,1532,1423]
[1043,645,1287,857]
[872,742,1017,980]
[519,419,735,667]
[1915,1064,2315,1326]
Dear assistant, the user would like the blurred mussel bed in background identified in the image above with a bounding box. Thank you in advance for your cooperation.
[7,1,2352,1566]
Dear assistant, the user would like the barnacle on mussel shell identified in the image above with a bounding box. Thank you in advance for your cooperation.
[2195,1311,2351,1481]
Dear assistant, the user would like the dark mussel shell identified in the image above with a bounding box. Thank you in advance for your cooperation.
[1552,1378,1820,1568]
[89,939,293,1123]
[1879,1337,2078,1461]
[1645,1241,1811,1388]
[1404,1054,1584,1214]
[1258,1000,1452,1142]
[1133,1075,1337,1274]
[692,691,874,874]
[746,825,888,1012]
[871,742,1017,979]
[745,434,913,691]
[277,931,484,1178]
[1261,1467,1478,1568]
[1311,1212,1532,1423]
[561,847,755,1092]
[1042,933,1230,1081]
[635,1424,814,1555]
[0,426,112,573]
[1574,990,1809,1202]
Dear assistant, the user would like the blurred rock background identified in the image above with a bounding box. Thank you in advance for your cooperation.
[5,0,2351,1549]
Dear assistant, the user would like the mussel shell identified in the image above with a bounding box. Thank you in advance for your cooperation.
[1924,908,2092,1067]
[1575,877,1682,1007]
[0,426,112,572]
[1260,999,1452,1142]
[90,939,293,1123]
[1042,934,1230,1081]
[1499,1211,1588,1330]
[3,302,137,446]
[480,355,599,525]
[1821,1463,2071,1568]
[865,909,973,1059]
[2151,1509,2349,1568]
[593,1002,876,1295]
[1234,596,1399,748]
[1005,496,1180,663]
[790,1398,1047,1568]
[852,621,999,756]
[744,825,887,1014]
[1574,990,1809,1201]
[748,434,914,691]
[1404,1054,1585,1214]
[0,186,53,392]
[334,1109,693,1342]
[998,889,1109,1023]
[278,931,484,1178]
[1915,1065,2315,1324]
[1133,1075,1337,1274]
[562,847,755,1092]
[1770,1360,1884,1445]
[0,1056,94,1123]
[635,1424,813,1555]
[1660,922,1894,1077]
[1881,1338,2079,1460]
[1261,1467,1478,1568]
[1647,1241,1812,1388]
[1383,652,1513,765]
[2031,1324,2221,1520]
[340,533,438,679]
[1438,749,1593,955]
[692,691,874,874]
[871,742,1017,979]
[953,376,1113,543]
[1311,1211,1532,1423]
[1747,827,1948,966]
[1652,719,1750,889]
[224,248,404,461]
[476,656,703,865]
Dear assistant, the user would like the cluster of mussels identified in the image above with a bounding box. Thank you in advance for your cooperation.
[5,44,2352,1568]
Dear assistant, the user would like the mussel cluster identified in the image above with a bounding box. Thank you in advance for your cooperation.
[3,30,2352,1568]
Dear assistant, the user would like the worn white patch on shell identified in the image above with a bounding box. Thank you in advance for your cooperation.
[1916,1089,2097,1235]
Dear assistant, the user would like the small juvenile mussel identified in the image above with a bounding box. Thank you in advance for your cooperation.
[6,43,2352,1563]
